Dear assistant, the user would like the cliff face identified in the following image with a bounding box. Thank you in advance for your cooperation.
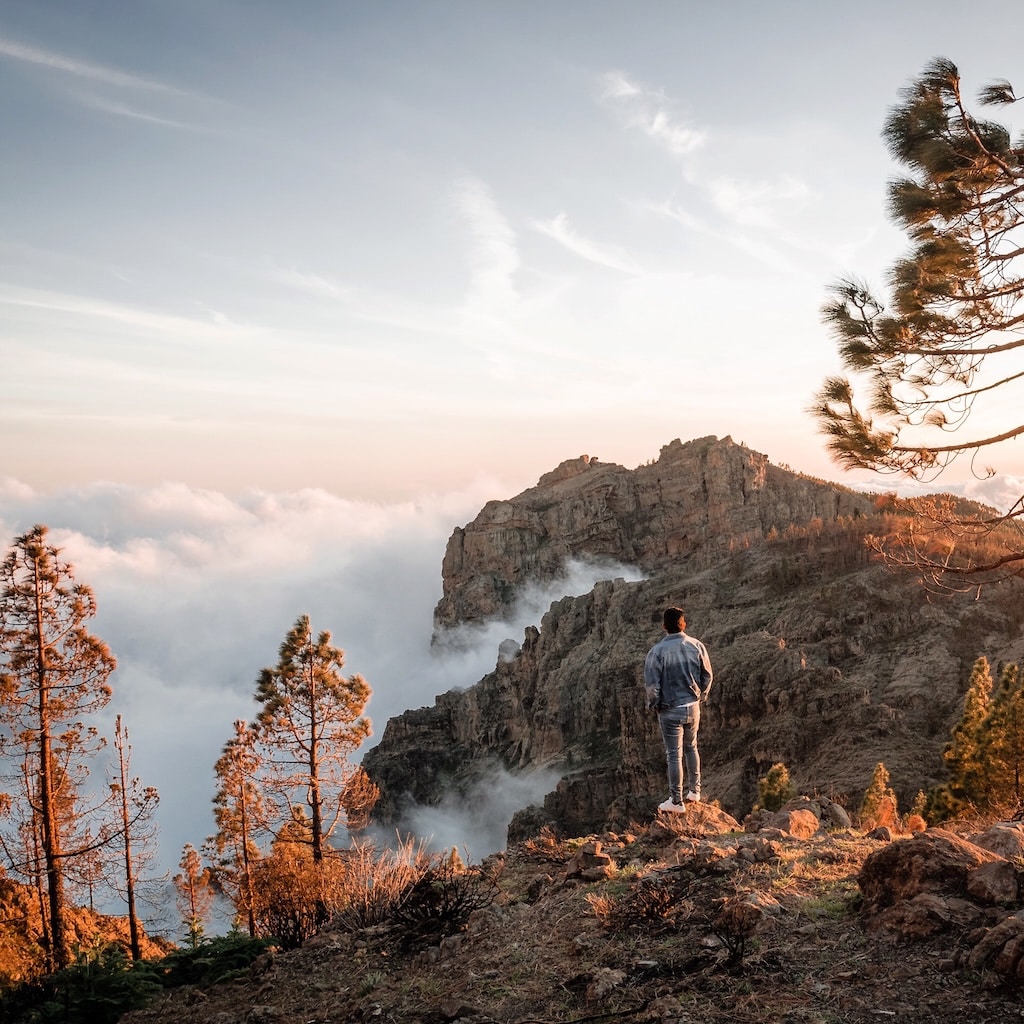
[433,436,872,630]
[363,436,1024,839]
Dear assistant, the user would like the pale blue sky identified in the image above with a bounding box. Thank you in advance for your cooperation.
[2,1,1023,500]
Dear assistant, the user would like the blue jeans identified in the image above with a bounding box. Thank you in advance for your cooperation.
[658,703,700,802]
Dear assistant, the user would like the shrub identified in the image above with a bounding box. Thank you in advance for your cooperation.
[329,837,430,931]
[757,763,797,812]
[155,931,275,989]
[859,763,898,829]
[249,847,347,950]
[392,849,499,948]
[1,943,162,1024]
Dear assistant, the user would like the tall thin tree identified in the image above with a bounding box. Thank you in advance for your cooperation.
[173,843,214,949]
[253,615,373,866]
[209,719,266,936]
[0,525,116,970]
[111,715,159,961]
[253,615,375,927]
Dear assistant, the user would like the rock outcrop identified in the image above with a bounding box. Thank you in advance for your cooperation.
[433,436,874,629]
[363,436,1024,841]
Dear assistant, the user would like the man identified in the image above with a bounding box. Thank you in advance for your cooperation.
[644,606,713,813]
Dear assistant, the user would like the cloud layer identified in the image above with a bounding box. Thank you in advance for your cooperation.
[0,479,643,918]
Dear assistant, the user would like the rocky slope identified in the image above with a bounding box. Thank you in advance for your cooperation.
[120,809,1024,1024]
[0,874,171,987]
[363,436,1024,838]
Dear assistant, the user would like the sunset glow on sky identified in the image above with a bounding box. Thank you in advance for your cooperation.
[3,1,1022,502]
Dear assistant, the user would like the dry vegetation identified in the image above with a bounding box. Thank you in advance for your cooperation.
[120,809,1024,1024]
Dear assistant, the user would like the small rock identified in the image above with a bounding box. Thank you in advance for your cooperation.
[586,967,626,1000]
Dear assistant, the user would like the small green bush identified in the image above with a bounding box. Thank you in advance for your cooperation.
[1,943,162,1024]
[155,931,275,989]
[757,763,797,812]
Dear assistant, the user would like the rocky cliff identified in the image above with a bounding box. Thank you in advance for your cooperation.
[433,436,873,629]
[363,436,1024,839]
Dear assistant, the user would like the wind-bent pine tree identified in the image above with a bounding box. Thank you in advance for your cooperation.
[209,719,266,936]
[813,57,1024,589]
[253,615,375,867]
[0,525,116,970]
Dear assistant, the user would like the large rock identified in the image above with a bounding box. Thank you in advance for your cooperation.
[858,829,1005,909]
[972,821,1024,861]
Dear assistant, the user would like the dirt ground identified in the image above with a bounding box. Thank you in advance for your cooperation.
[122,812,1024,1024]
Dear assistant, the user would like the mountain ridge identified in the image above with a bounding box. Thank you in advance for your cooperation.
[363,435,1024,839]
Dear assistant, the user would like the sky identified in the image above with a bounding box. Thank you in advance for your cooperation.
[2,1,1024,934]
[2,0,1023,498]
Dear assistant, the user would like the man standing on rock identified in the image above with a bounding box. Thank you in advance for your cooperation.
[644,607,713,813]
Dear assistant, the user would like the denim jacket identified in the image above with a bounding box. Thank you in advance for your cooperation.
[644,630,713,710]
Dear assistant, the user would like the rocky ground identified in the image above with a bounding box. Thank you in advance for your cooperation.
[121,803,1024,1024]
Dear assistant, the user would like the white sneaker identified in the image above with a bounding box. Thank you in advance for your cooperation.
[658,798,686,814]
[685,791,701,802]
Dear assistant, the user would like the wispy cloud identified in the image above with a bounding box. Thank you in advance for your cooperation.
[270,267,353,300]
[652,200,804,276]
[0,34,188,95]
[452,176,519,317]
[0,284,251,343]
[708,175,812,229]
[600,70,706,159]
[601,70,817,258]
[0,33,218,131]
[532,212,643,275]
[77,94,197,130]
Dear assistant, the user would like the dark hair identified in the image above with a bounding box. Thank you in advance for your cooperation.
[663,607,685,632]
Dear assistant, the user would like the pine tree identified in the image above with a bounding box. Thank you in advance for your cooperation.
[253,615,377,930]
[0,525,117,970]
[943,656,995,808]
[756,762,796,812]
[253,615,374,866]
[209,719,266,936]
[813,58,1024,589]
[173,843,214,948]
[924,656,1024,820]
[982,663,1024,809]
[859,762,898,829]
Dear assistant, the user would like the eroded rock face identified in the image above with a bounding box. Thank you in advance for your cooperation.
[433,437,874,630]
[362,436,1024,841]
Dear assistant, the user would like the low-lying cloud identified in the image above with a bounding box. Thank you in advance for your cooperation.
[0,479,644,907]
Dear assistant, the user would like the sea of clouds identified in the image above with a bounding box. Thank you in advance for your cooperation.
[0,477,644,905]
[3,468,1019,936]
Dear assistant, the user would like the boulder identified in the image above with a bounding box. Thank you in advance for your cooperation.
[871,892,986,938]
[972,821,1024,862]
[768,808,819,839]
[859,829,1005,909]
[966,860,1020,906]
